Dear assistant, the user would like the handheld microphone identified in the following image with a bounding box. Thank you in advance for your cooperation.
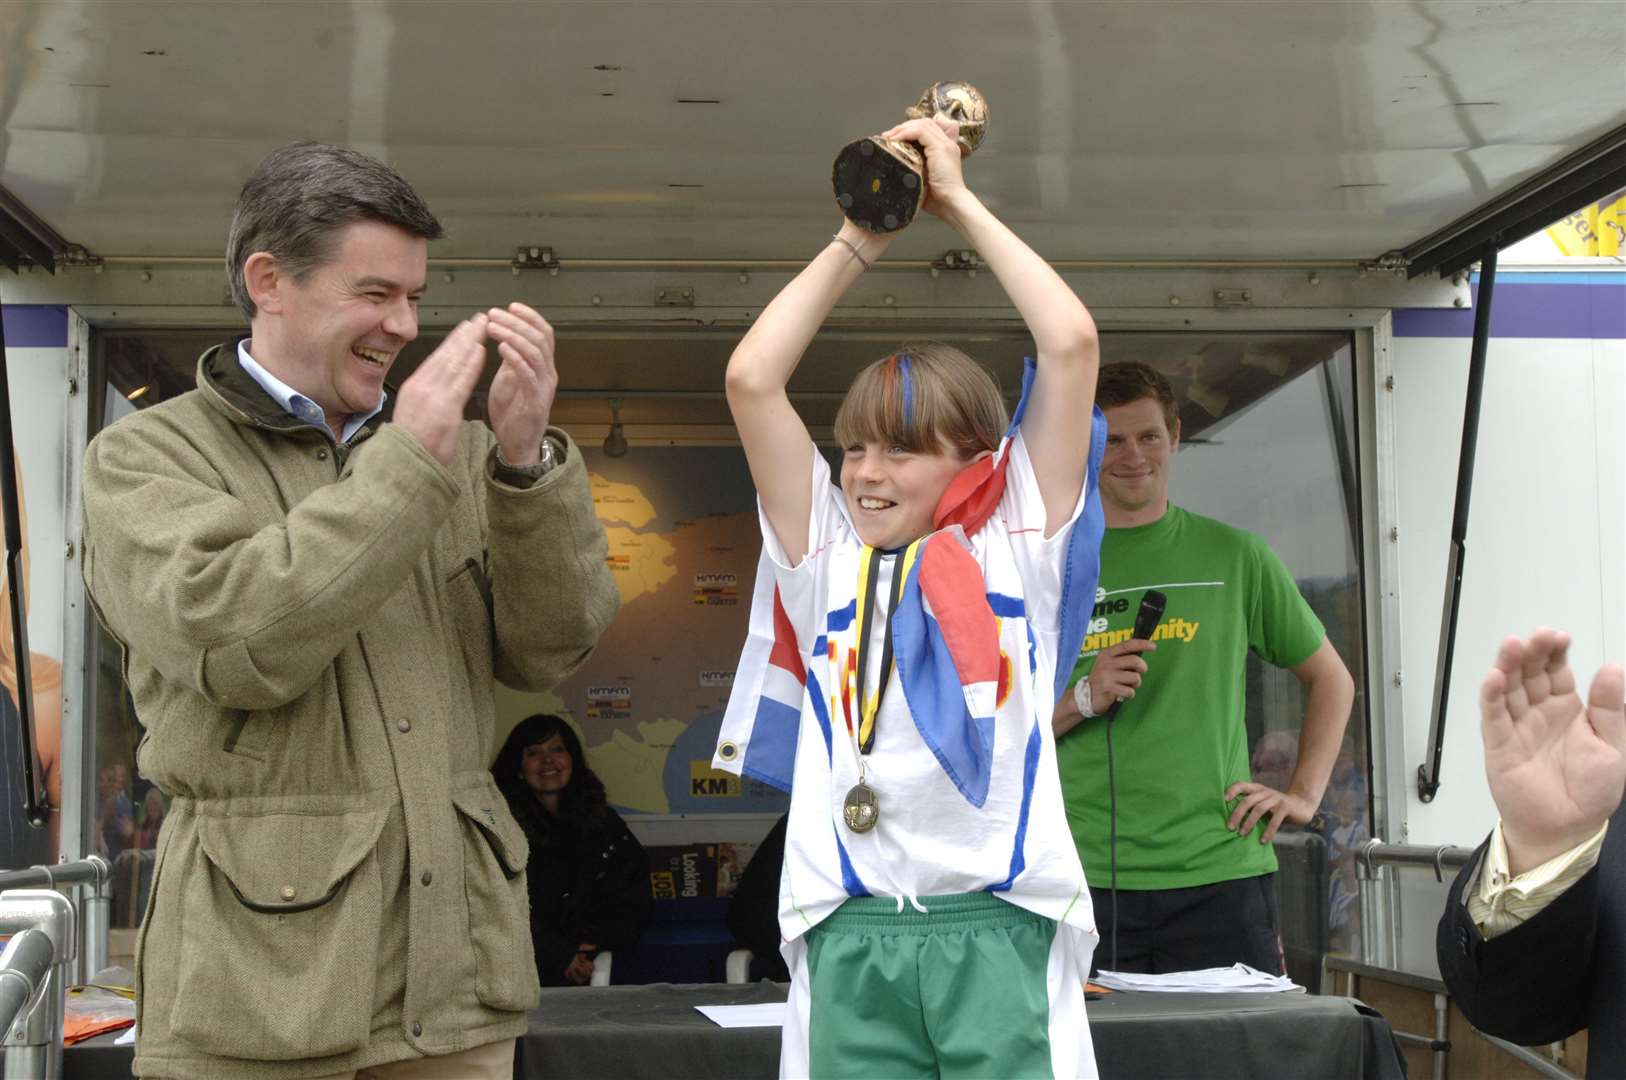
[1104,589,1166,721]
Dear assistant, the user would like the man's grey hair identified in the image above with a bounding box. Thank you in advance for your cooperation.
[225,142,444,319]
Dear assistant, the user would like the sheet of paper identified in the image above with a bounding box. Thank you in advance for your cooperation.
[115,1024,138,1045]
[1093,963,1301,994]
[695,1002,787,1028]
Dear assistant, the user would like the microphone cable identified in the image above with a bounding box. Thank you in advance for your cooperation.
[1106,691,1119,972]
[1102,588,1165,974]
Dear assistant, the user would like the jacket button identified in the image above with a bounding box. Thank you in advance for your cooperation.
[1457,927,1470,953]
[421,870,433,887]
[280,886,296,901]
[411,1022,422,1038]
[316,448,329,461]
[397,719,411,733]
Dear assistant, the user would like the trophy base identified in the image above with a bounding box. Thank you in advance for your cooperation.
[832,137,923,234]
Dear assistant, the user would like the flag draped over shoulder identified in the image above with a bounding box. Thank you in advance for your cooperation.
[713,571,805,791]
[714,358,1108,806]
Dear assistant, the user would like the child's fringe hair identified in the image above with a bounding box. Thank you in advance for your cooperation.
[832,343,1007,460]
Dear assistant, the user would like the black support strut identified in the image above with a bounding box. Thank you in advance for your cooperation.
[1417,245,1499,803]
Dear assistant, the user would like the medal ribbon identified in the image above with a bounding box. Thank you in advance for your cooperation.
[853,540,920,753]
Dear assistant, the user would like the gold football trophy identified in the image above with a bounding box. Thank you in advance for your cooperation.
[832,81,989,233]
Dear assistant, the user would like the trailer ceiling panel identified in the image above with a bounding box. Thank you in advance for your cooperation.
[0,1,1621,265]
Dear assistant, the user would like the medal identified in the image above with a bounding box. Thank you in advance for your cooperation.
[840,542,917,834]
[843,782,879,832]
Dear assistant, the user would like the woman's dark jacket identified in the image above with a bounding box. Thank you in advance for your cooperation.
[503,788,652,986]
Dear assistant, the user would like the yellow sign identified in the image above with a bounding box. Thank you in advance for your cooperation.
[689,761,740,798]
[1546,192,1626,256]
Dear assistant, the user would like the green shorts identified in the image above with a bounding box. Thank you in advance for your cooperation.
[801,892,1062,1080]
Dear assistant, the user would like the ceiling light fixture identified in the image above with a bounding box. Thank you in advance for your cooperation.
[603,397,629,458]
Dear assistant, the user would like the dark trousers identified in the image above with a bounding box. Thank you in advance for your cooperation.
[1090,872,1283,975]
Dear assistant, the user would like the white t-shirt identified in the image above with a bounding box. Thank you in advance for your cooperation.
[757,434,1097,943]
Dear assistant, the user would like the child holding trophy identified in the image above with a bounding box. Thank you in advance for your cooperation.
[714,94,1108,1079]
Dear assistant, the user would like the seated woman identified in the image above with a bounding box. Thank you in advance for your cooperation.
[492,714,653,986]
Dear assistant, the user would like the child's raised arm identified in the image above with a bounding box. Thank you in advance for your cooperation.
[725,223,893,565]
[882,117,1100,537]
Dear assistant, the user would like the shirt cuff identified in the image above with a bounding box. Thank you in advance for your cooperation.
[1467,820,1607,939]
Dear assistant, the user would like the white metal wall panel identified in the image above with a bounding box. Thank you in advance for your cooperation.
[1374,325,1623,977]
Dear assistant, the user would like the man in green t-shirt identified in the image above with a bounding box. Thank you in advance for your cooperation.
[1053,362,1355,975]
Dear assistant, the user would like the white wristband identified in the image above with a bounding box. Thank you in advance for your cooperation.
[1072,677,1096,718]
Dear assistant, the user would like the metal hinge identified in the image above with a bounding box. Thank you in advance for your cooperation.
[511,246,558,273]
[931,249,981,277]
[59,246,103,271]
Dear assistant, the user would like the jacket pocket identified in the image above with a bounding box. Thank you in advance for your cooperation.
[444,559,497,701]
[168,805,390,1060]
[447,556,494,616]
[452,783,541,1012]
[217,691,316,763]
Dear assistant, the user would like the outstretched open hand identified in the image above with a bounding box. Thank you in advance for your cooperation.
[1482,628,1625,874]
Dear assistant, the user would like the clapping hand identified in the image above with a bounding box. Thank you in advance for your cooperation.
[392,314,490,466]
[484,303,558,467]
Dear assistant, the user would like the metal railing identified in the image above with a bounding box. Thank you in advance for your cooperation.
[1357,839,1477,878]
[0,888,76,1080]
[0,931,53,1033]
[0,856,113,1080]
[0,856,111,984]
[1355,839,1476,974]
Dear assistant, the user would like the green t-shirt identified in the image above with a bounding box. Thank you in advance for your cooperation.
[1055,505,1325,890]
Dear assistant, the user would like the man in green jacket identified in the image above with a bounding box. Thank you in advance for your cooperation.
[81,142,620,1080]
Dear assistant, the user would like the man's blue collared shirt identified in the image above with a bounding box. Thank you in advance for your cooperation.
[236,341,386,445]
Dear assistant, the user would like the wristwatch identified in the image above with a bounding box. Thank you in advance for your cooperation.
[495,436,560,484]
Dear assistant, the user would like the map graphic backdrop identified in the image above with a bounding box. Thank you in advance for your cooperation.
[550,446,801,816]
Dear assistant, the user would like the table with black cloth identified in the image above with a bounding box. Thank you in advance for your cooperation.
[518,981,1408,1080]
